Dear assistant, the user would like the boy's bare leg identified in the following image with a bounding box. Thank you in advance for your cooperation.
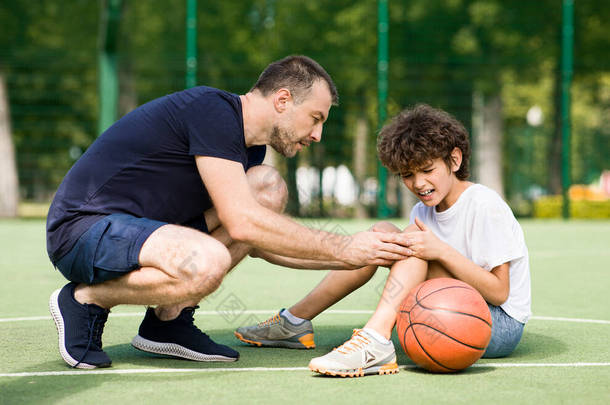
[307,235,455,376]
[288,266,378,320]
[288,221,419,321]
[307,256,428,376]
[307,258,427,376]
[426,260,453,279]
[363,256,428,339]
[362,259,453,339]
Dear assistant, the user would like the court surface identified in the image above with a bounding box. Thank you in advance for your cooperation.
[1,219,609,404]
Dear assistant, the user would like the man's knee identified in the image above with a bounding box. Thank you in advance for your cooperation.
[247,164,288,213]
[174,237,232,297]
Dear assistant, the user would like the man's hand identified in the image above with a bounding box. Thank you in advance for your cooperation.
[402,217,447,261]
[336,230,413,267]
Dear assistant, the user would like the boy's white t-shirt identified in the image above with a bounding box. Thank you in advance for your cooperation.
[409,183,531,324]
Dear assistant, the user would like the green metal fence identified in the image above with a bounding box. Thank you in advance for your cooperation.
[1,0,608,217]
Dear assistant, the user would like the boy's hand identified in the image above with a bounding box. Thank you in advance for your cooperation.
[403,217,447,261]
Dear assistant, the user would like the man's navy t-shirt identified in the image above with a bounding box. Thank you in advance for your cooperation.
[46,86,266,264]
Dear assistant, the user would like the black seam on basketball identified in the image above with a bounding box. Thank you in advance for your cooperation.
[404,283,425,312]
[414,283,427,303]
[415,285,492,328]
[416,285,472,304]
[410,322,487,351]
[416,306,492,328]
[402,324,411,360]
[406,323,457,372]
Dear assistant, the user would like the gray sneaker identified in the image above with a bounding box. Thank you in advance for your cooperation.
[234,310,315,349]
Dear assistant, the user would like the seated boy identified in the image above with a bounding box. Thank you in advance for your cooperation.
[235,104,531,377]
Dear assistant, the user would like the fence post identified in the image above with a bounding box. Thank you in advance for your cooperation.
[561,0,573,219]
[186,0,198,89]
[377,0,390,218]
[98,0,121,135]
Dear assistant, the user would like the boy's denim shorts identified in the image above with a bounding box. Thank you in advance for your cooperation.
[55,214,167,285]
[483,304,525,358]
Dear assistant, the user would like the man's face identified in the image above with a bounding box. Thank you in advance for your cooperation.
[270,80,333,157]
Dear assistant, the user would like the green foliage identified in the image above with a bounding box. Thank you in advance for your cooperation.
[0,0,608,210]
[1,1,98,199]
[533,196,610,219]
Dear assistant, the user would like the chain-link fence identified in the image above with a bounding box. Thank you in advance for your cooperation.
[1,0,608,217]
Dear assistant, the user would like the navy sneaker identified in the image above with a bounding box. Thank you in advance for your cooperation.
[49,282,111,369]
[131,306,239,362]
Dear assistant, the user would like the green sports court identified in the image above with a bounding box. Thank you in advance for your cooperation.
[1,219,609,404]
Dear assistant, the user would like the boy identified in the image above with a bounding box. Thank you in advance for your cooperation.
[235,104,531,377]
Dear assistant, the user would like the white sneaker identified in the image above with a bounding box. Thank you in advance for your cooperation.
[308,329,399,377]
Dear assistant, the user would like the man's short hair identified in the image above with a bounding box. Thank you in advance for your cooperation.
[377,104,471,180]
[251,55,339,105]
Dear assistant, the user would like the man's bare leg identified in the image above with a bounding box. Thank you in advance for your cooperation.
[51,223,235,368]
[152,164,288,320]
[73,225,232,311]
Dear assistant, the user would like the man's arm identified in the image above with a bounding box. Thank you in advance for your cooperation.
[250,220,416,270]
[196,156,412,267]
[249,249,357,270]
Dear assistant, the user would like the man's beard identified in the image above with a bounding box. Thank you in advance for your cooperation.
[269,125,297,157]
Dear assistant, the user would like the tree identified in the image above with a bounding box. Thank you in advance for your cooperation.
[0,73,19,217]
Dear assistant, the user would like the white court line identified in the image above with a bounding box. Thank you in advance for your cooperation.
[1,310,609,324]
[529,315,610,325]
[0,309,370,323]
[533,250,610,259]
[1,363,610,378]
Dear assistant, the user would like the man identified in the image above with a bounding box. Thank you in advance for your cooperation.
[47,55,412,369]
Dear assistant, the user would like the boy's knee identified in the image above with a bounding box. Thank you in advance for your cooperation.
[247,164,288,213]
[426,260,452,280]
[371,221,401,233]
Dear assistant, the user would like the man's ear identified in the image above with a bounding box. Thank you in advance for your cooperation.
[273,88,292,113]
[450,147,463,173]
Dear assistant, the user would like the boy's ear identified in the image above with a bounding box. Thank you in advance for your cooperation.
[450,147,463,173]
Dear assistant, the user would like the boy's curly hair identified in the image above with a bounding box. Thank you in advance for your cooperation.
[377,104,471,180]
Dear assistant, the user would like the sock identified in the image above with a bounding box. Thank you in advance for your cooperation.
[363,327,390,344]
[280,308,306,325]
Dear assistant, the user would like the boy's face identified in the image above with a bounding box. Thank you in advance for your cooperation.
[400,148,465,212]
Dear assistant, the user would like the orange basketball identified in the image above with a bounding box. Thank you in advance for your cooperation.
[396,278,492,373]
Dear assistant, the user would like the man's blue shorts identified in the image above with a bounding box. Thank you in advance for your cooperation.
[55,214,167,285]
[483,304,525,358]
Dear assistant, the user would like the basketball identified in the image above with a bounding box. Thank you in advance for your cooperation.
[396,278,492,373]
